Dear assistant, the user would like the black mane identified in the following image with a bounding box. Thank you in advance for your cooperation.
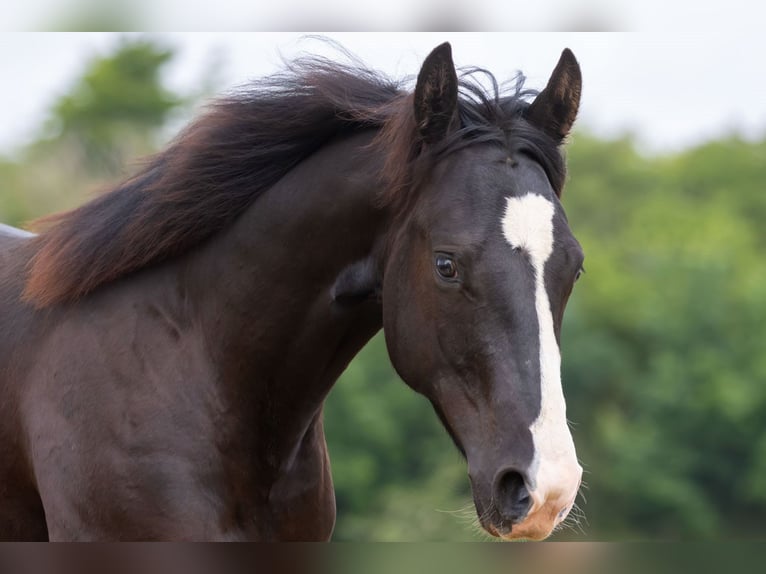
[25,51,565,308]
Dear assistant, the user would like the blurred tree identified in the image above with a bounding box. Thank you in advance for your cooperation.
[44,38,181,174]
[560,134,766,539]
[0,38,186,225]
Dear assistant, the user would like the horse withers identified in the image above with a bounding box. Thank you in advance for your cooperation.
[0,42,584,540]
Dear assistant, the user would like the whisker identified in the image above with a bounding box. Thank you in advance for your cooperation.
[434,501,476,517]
[435,499,500,540]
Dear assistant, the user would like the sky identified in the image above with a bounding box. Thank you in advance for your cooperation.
[1,32,765,156]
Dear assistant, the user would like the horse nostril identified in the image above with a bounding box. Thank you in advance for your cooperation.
[494,469,532,524]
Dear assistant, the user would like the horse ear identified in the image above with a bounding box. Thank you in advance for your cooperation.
[526,48,582,143]
[414,42,459,144]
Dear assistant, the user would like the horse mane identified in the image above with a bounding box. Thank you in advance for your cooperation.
[23,51,565,308]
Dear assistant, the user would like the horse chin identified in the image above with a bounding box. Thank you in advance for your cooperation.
[482,521,554,542]
[478,509,565,542]
[498,523,554,542]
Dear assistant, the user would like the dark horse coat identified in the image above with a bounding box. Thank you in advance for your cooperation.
[0,43,584,540]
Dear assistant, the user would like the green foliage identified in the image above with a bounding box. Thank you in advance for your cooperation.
[45,38,180,174]
[0,38,185,226]
[2,39,765,541]
[559,134,766,539]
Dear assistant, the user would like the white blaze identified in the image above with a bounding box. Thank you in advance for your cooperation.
[501,193,579,508]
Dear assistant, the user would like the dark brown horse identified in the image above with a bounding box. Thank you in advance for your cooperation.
[0,43,584,541]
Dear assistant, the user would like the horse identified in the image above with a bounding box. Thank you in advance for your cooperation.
[0,42,585,541]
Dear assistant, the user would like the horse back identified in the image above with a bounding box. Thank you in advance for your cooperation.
[0,233,40,395]
[0,234,50,539]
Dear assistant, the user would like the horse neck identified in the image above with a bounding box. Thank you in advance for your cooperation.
[184,130,390,458]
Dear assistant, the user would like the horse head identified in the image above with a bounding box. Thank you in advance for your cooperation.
[382,43,584,540]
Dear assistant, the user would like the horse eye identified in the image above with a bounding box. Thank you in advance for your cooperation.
[435,254,458,280]
[574,267,585,282]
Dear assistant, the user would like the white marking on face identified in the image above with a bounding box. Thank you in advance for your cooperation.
[501,193,580,516]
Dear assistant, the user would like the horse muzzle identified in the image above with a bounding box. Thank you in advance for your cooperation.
[473,462,583,541]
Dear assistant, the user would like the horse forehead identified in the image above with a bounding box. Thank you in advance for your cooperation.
[426,151,561,239]
[446,152,552,209]
[501,193,557,263]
